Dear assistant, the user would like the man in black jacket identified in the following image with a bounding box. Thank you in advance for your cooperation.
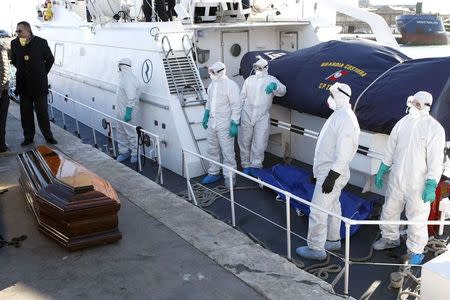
[0,42,10,152]
[11,21,57,146]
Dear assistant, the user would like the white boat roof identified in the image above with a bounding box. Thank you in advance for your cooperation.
[185,21,310,30]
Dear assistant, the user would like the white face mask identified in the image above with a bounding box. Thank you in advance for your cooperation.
[210,73,218,80]
[408,106,420,118]
[255,70,263,77]
[327,96,336,111]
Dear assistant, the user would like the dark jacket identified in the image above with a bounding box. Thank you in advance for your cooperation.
[11,36,54,96]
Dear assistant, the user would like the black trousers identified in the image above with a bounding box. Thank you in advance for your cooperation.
[0,89,9,151]
[19,94,53,141]
[143,0,176,22]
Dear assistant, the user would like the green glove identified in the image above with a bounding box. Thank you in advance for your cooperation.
[229,120,239,137]
[124,107,133,122]
[265,82,278,94]
[375,162,390,189]
[202,109,210,129]
[422,179,437,203]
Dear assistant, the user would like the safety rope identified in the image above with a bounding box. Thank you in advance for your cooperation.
[177,182,260,208]
[390,267,421,300]
[423,236,448,257]
[389,236,449,300]
[0,234,27,248]
[303,255,342,281]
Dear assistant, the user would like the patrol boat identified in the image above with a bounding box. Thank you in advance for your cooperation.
[11,0,450,299]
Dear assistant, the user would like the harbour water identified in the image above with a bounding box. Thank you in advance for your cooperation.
[400,44,450,58]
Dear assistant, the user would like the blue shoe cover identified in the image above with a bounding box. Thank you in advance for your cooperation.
[296,246,327,261]
[202,174,222,184]
[130,155,138,164]
[117,153,130,162]
[409,253,424,265]
[249,167,261,176]
[243,167,252,175]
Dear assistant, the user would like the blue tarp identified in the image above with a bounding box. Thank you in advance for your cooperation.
[240,40,450,136]
[253,164,378,238]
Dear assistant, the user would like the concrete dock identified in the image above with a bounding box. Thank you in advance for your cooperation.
[0,101,343,300]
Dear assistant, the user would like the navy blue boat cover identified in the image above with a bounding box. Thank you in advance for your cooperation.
[253,164,379,238]
[240,40,450,136]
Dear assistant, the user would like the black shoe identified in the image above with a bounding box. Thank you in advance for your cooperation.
[21,139,34,146]
[46,138,58,144]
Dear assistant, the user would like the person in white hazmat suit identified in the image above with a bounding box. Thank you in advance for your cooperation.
[373,91,446,265]
[296,82,360,261]
[238,58,286,175]
[201,62,242,186]
[115,58,140,164]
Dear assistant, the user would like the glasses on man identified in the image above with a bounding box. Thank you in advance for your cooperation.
[15,29,22,34]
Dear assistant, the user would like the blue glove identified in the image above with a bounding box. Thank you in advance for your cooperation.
[229,120,239,137]
[265,82,277,94]
[124,107,133,122]
[375,162,390,189]
[422,179,437,203]
[202,109,210,129]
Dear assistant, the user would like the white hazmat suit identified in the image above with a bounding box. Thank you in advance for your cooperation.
[238,58,286,172]
[203,62,241,184]
[297,82,360,260]
[116,58,139,162]
[374,91,445,257]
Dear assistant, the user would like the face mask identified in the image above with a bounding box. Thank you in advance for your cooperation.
[408,106,420,118]
[327,96,336,111]
[210,74,218,81]
[19,37,27,46]
[255,70,264,78]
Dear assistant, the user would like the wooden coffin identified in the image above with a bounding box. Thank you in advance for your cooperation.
[17,145,122,250]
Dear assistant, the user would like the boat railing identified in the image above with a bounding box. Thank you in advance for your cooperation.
[48,88,164,184]
[182,147,450,296]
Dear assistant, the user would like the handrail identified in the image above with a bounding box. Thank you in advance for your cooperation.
[161,35,174,59]
[182,34,193,58]
[271,120,385,161]
[48,88,164,184]
[182,147,450,296]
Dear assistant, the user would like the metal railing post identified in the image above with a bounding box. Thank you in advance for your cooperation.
[285,193,292,259]
[91,113,98,148]
[344,222,351,296]
[110,120,117,157]
[73,100,81,138]
[49,102,55,122]
[137,133,143,172]
[184,150,198,206]
[62,112,67,129]
[228,170,236,227]
[157,136,163,184]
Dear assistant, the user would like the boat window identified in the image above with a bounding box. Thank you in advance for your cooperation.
[54,43,64,66]
[230,44,241,57]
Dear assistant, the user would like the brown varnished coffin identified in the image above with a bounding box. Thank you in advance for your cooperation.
[17,145,122,250]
